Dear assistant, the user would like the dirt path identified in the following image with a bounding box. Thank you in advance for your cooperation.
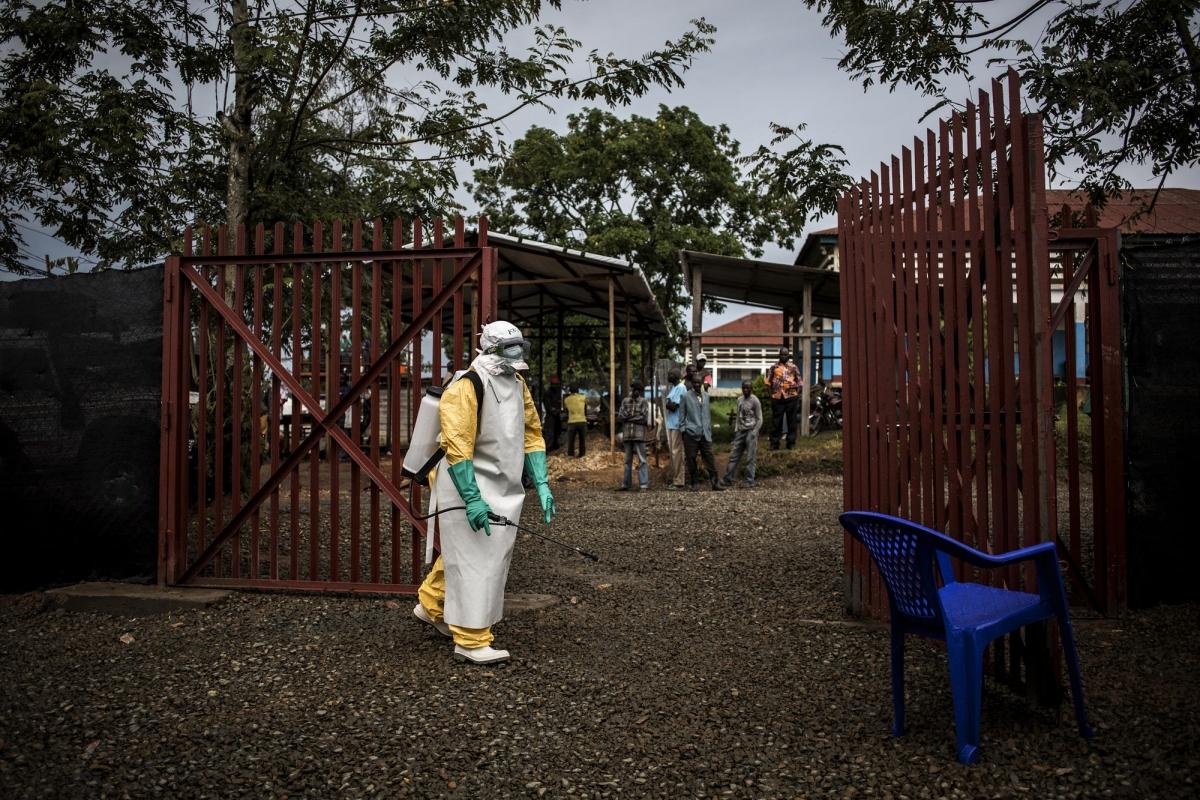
[2,471,1197,798]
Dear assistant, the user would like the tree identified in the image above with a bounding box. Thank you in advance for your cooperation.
[0,1,716,275]
[470,104,850,335]
[805,0,1200,206]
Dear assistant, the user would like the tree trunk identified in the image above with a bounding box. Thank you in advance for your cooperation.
[223,0,254,302]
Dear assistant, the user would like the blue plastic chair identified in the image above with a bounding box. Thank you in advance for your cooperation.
[839,511,1093,764]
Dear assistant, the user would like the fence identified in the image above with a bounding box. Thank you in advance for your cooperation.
[837,71,1126,629]
[158,218,497,593]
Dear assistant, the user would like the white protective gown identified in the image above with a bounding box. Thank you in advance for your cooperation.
[433,368,527,629]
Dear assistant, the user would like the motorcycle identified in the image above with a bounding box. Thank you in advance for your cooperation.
[808,381,843,436]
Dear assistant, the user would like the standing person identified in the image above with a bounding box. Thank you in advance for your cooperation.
[766,346,803,450]
[542,374,563,452]
[413,321,556,664]
[693,352,711,391]
[663,368,687,490]
[723,381,762,488]
[617,380,651,490]
[564,385,588,457]
[678,374,724,492]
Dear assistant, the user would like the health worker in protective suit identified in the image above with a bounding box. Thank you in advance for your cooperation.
[413,321,557,664]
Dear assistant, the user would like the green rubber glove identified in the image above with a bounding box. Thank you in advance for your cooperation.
[446,459,491,535]
[524,450,557,524]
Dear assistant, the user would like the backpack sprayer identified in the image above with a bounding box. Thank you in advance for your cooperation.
[401,371,600,563]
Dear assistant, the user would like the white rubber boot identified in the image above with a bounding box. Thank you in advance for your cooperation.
[412,604,451,637]
[453,644,511,664]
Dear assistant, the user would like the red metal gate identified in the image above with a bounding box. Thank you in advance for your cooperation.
[837,71,1126,618]
[158,217,497,593]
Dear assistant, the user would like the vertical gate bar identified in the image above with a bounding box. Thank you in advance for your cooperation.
[214,226,228,576]
[868,174,883,612]
[433,217,444,387]
[1065,292,1081,566]
[309,221,324,582]
[992,78,1021,590]
[1097,231,1126,607]
[838,192,858,610]
[1023,102,1059,559]
[853,182,871,607]
[933,119,952,535]
[196,239,210,567]
[230,230,245,579]
[411,219,425,579]
[479,217,494,322]
[852,190,867,494]
[943,114,964,554]
[328,219,343,583]
[922,129,941,530]
[881,162,897,518]
[912,140,931,527]
[906,145,921,525]
[1009,82,1039,579]
[349,221,363,583]
[370,219,384,584]
[158,255,180,584]
[950,112,974,559]
[271,222,285,580]
[966,100,990,567]
[1086,242,1105,609]
[453,216,466,370]
[251,224,265,579]
[291,223,304,582]
[391,219,404,584]
[869,168,888,612]
[173,247,190,582]
[867,173,882,517]
[180,233,196,581]
[979,87,1007,569]
[895,148,913,521]
[905,146,922,521]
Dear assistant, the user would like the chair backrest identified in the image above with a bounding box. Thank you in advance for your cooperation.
[840,512,944,625]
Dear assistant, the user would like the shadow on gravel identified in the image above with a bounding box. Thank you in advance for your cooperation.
[1,471,1198,798]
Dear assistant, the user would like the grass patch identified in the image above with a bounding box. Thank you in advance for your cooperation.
[713,430,844,478]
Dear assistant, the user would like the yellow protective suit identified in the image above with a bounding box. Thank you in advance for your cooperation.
[417,368,544,648]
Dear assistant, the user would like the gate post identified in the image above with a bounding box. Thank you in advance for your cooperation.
[157,256,183,586]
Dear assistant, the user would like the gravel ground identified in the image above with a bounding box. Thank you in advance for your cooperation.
[2,467,1198,799]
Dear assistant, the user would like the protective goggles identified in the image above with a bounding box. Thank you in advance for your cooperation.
[483,336,531,360]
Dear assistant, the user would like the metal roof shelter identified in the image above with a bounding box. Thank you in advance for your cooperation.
[677,249,842,435]
[485,232,672,451]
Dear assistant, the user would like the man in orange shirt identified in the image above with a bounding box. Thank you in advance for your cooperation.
[765,346,803,450]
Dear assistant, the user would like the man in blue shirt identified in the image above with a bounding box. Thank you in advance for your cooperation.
[678,374,724,492]
[663,368,686,490]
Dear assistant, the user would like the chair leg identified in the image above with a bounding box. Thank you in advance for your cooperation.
[1056,608,1094,739]
[890,625,905,736]
[947,637,983,764]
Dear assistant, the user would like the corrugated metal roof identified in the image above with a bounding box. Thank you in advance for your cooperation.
[483,232,670,337]
[677,250,841,319]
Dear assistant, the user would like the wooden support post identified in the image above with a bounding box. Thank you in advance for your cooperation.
[537,292,545,394]
[690,263,703,362]
[556,308,564,383]
[624,306,632,389]
[801,282,814,437]
[609,277,617,453]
